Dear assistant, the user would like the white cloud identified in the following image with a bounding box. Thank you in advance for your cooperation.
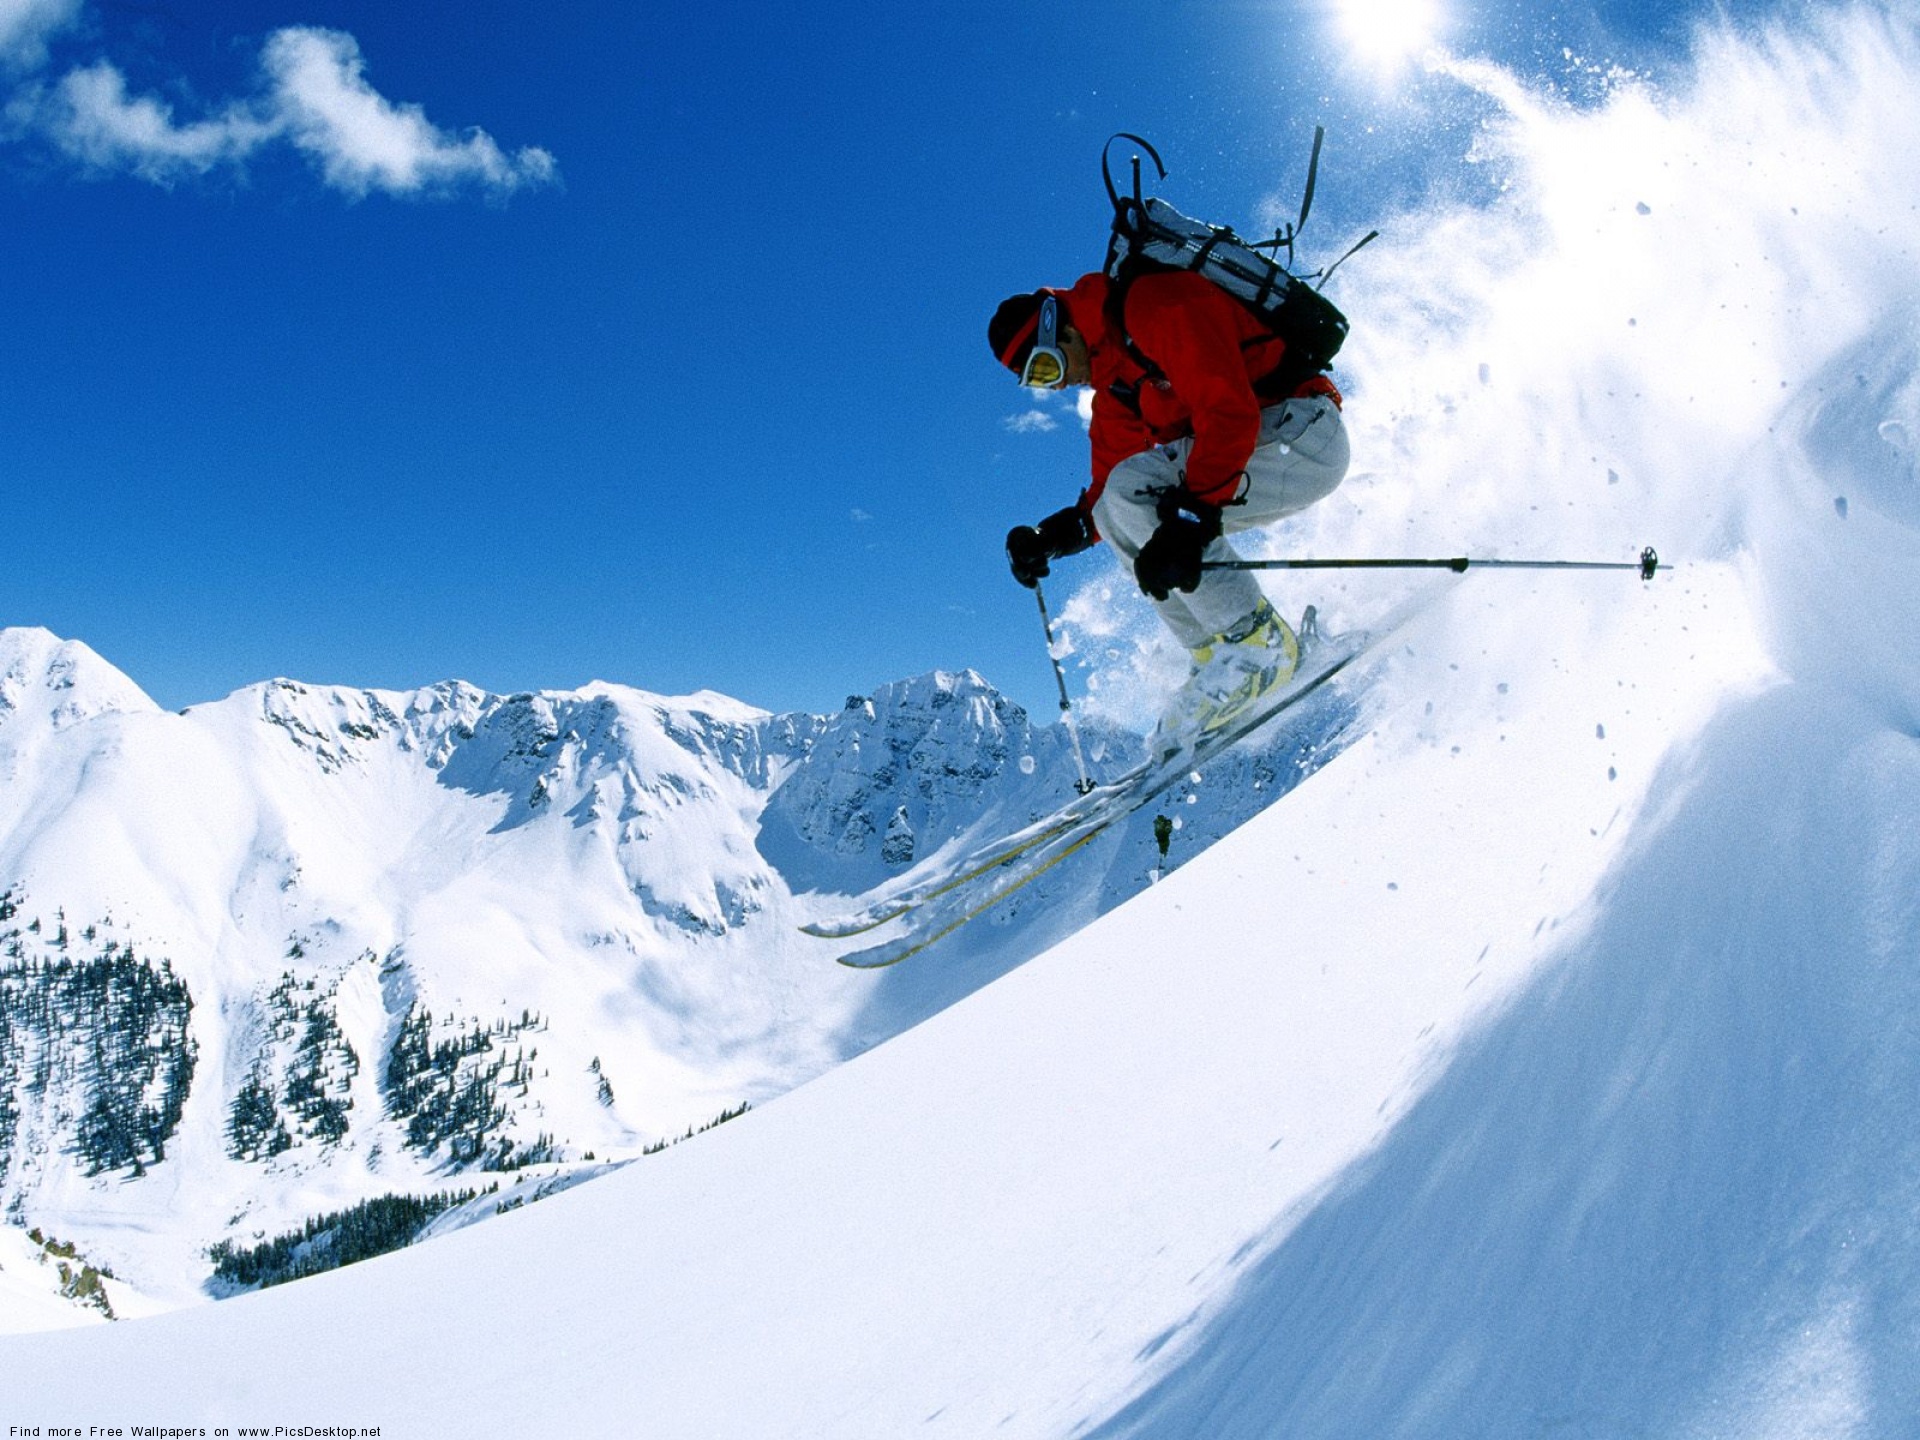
[1004,410,1059,434]
[1001,390,1095,436]
[0,0,77,72]
[260,28,555,199]
[21,21,556,199]
[48,62,273,183]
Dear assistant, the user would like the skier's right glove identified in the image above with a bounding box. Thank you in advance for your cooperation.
[1134,489,1223,601]
[1006,506,1095,589]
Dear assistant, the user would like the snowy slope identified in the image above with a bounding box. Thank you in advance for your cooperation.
[0,553,1773,1436]
[8,5,1920,1435]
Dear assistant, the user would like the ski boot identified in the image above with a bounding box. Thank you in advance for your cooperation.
[1150,601,1316,760]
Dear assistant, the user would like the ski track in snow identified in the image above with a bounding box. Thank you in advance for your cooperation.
[7,4,1920,1435]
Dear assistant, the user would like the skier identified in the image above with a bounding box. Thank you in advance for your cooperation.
[991,271,1350,732]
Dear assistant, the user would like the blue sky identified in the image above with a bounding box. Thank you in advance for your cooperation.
[1,0,1733,716]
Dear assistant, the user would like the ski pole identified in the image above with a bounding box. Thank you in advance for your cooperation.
[1033,580,1096,796]
[1203,546,1665,581]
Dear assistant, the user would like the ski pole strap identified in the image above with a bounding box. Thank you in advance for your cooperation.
[1203,547,1665,580]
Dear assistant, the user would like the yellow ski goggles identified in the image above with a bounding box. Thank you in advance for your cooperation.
[1017,295,1069,389]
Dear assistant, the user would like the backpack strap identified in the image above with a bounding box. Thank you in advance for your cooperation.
[1100,257,1168,416]
[1105,374,1152,420]
[1248,125,1327,273]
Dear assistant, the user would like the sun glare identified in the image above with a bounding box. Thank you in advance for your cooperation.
[1336,0,1443,73]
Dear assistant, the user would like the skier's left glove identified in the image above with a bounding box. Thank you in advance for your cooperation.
[1006,506,1096,589]
[1134,489,1223,601]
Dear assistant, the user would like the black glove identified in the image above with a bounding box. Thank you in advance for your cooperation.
[1134,489,1223,601]
[1006,506,1095,588]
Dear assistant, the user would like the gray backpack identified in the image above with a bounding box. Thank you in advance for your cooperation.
[1100,131,1374,399]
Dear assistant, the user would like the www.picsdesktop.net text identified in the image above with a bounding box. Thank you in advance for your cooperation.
[7,1427,383,1438]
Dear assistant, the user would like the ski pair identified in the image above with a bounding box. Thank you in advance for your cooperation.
[801,612,1343,944]
[827,628,1373,968]
[797,752,1157,944]
[804,606,1367,945]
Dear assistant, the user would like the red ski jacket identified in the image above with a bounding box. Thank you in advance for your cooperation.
[1053,270,1341,513]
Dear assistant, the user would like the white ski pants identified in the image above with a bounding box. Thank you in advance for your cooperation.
[1090,394,1351,651]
